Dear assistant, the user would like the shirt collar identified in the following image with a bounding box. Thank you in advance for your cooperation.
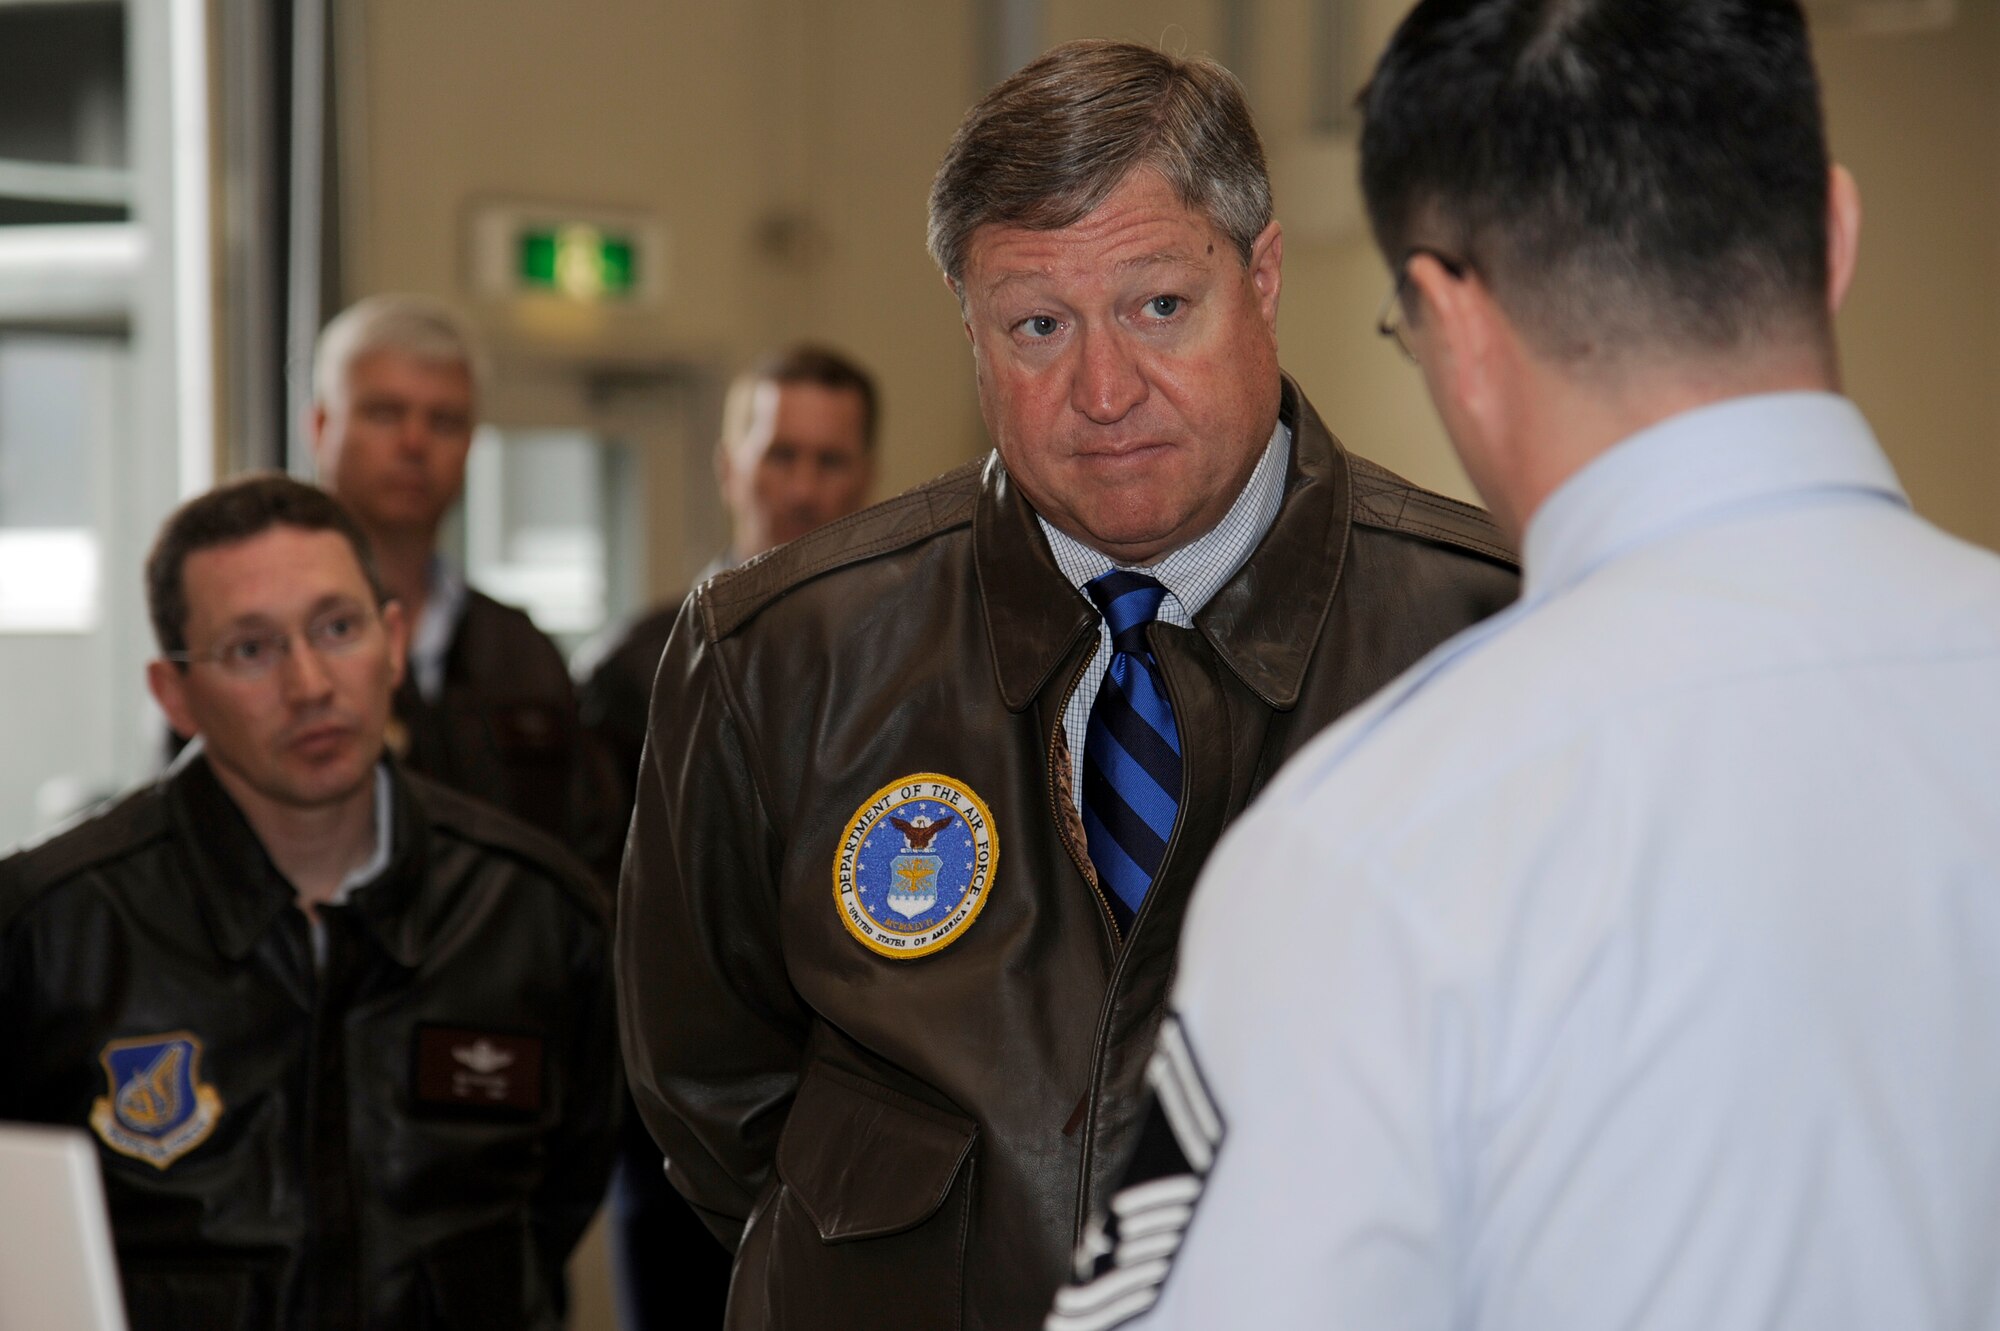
[328,765,394,907]
[172,757,405,965]
[408,554,468,703]
[1523,392,1908,603]
[1036,416,1291,617]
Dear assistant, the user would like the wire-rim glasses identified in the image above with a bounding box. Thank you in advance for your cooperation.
[1376,247,1472,363]
[161,604,383,680]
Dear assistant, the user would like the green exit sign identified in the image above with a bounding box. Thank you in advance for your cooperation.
[518,224,637,301]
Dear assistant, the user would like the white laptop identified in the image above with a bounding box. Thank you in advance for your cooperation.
[0,1122,129,1331]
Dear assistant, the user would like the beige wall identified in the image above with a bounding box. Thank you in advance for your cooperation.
[347,0,984,600]
[349,2,765,360]
[753,0,983,501]
[1817,3,2000,550]
[346,0,2000,618]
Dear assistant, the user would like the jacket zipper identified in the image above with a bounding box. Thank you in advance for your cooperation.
[1068,624,1188,1244]
[1049,651,1121,949]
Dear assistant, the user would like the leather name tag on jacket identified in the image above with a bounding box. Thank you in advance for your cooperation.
[412,1026,544,1115]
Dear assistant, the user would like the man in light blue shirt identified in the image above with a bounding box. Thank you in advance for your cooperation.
[1052,2,2000,1329]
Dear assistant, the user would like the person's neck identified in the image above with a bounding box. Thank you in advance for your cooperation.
[1499,344,1839,541]
[210,762,380,918]
[369,528,437,628]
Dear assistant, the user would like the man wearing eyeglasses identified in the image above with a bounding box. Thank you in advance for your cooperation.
[0,475,618,1331]
[309,294,603,850]
[1052,2,2000,1329]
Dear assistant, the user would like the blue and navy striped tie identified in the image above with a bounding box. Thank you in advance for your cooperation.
[1081,570,1182,933]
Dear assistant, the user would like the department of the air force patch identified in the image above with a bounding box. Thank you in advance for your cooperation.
[88,1031,224,1170]
[834,773,997,960]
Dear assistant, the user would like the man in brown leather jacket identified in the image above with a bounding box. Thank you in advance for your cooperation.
[617,41,1519,1331]
[0,476,617,1331]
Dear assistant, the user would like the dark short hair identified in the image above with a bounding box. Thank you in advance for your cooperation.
[145,473,388,657]
[724,343,881,451]
[927,39,1272,288]
[1359,0,1831,363]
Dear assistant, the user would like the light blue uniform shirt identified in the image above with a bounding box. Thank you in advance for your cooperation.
[1095,393,2000,1331]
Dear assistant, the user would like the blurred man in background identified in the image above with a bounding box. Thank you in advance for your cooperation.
[578,343,878,825]
[1053,3,2000,1328]
[311,294,598,846]
[1,475,617,1331]
[574,342,877,1331]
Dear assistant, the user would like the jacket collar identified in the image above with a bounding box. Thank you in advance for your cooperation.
[1194,377,1352,709]
[342,769,430,968]
[974,374,1350,712]
[169,755,429,966]
[974,451,1100,712]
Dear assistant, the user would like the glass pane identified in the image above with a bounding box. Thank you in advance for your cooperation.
[0,3,128,170]
[461,428,639,652]
[0,334,114,631]
[0,332,130,852]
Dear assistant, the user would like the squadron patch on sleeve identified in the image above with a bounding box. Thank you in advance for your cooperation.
[1047,1013,1225,1331]
[833,773,997,960]
[89,1031,224,1170]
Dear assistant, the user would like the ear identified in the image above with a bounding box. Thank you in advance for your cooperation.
[147,658,199,741]
[1825,163,1862,315]
[1405,253,1504,413]
[307,401,331,474]
[713,438,733,490]
[1246,220,1284,330]
[378,600,409,694]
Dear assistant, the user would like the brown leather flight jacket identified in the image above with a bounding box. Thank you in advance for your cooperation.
[392,588,614,857]
[618,379,1519,1330]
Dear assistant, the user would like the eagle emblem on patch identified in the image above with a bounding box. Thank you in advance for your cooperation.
[88,1031,224,1170]
[834,773,997,959]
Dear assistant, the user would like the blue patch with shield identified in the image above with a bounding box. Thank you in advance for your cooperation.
[89,1031,224,1170]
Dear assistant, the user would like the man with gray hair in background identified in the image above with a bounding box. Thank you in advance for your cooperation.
[617,39,1517,1329]
[310,295,596,848]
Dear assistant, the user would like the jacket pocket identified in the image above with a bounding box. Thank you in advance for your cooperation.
[120,1259,272,1331]
[730,1063,977,1330]
[417,1218,539,1330]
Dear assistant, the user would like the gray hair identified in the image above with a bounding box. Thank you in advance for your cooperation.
[312,293,485,405]
[927,39,1273,288]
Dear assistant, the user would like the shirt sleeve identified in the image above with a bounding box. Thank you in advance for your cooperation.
[615,599,810,1251]
[1049,811,1461,1331]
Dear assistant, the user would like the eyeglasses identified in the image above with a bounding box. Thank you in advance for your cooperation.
[163,605,381,680]
[1376,246,1472,363]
